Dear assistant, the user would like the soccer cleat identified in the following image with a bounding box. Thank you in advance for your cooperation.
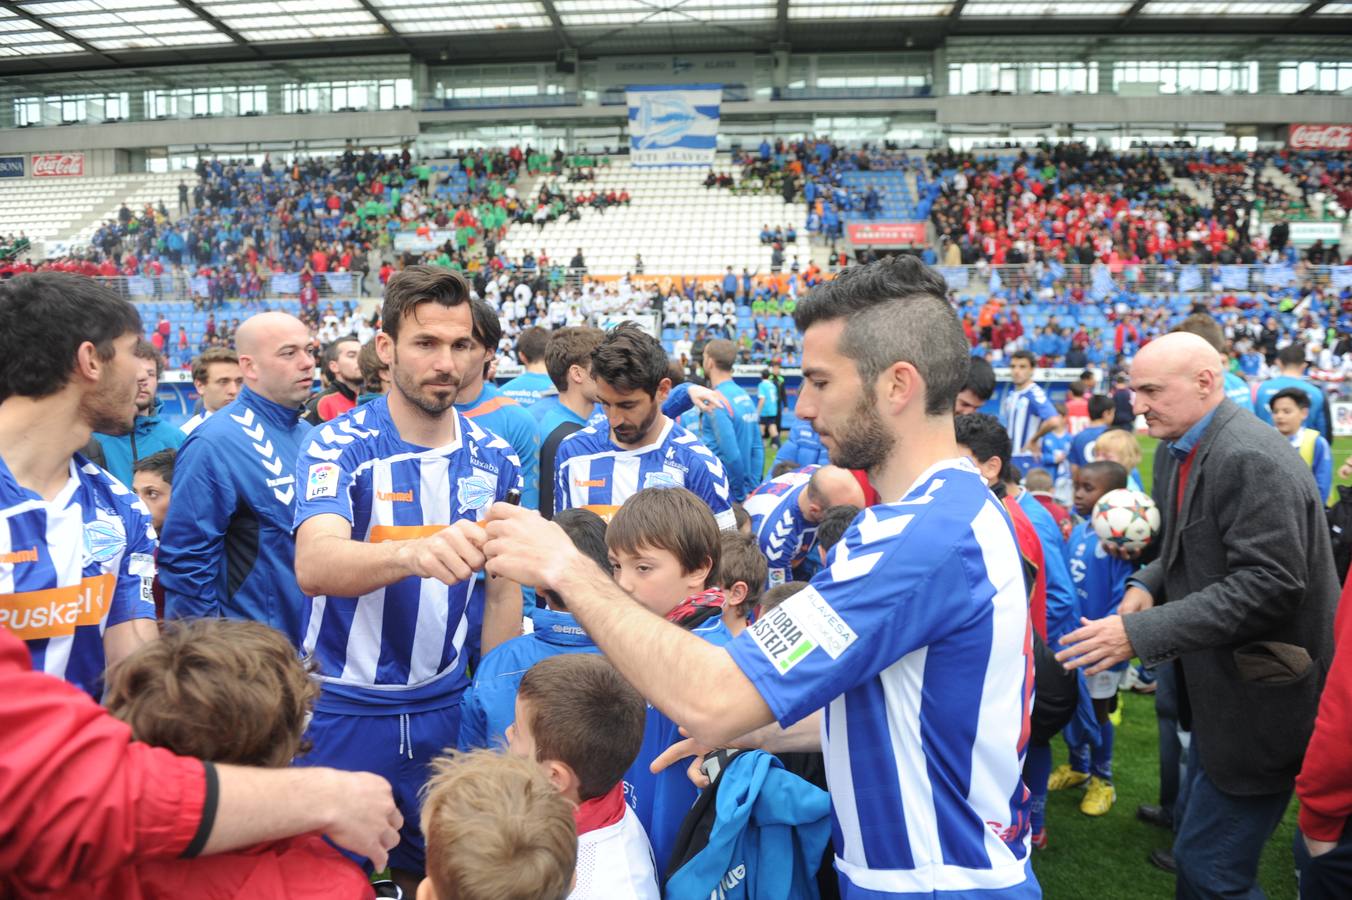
[1109,703,1123,727]
[1030,829,1048,850]
[1080,777,1116,816]
[1047,764,1090,791]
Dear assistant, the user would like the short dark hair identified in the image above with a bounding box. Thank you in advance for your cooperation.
[542,508,611,611]
[718,530,767,618]
[1278,344,1308,368]
[590,322,669,397]
[320,334,359,383]
[792,256,967,416]
[731,501,750,532]
[816,504,859,554]
[381,265,471,342]
[358,337,386,393]
[0,272,142,401]
[517,655,646,802]
[964,357,996,402]
[1009,349,1036,367]
[954,412,1012,466]
[1023,467,1053,492]
[191,347,239,386]
[516,326,551,365]
[608,487,720,588]
[770,460,800,479]
[1271,386,1311,411]
[545,326,604,392]
[1088,394,1115,420]
[133,338,164,378]
[759,581,808,614]
[469,296,502,353]
[1079,460,1128,491]
[132,449,176,485]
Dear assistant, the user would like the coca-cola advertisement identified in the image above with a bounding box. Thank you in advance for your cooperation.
[1288,124,1352,151]
[30,153,84,177]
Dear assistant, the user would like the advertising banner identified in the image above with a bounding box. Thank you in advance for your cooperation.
[31,153,84,177]
[0,157,23,178]
[845,222,927,246]
[1288,124,1352,151]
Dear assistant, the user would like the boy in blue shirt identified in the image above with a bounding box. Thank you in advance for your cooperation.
[1270,387,1333,503]
[1037,403,1073,507]
[1051,461,1134,817]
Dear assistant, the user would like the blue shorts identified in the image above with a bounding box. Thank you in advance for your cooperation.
[297,703,462,874]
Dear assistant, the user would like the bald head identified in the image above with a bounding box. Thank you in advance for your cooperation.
[235,312,315,409]
[803,465,868,522]
[1130,333,1225,441]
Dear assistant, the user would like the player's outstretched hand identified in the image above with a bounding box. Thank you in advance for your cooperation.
[400,520,488,585]
[650,727,715,790]
[320,770,403,870]
[482,503,580,590]
[687,384,733,415]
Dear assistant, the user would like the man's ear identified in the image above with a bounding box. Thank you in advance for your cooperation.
[882,361,921,415]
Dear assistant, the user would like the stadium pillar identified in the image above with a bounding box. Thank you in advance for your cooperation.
[1258,62,1279,95]
[932,47,947,97]
[267,84,284,116]
[129,91,146,123]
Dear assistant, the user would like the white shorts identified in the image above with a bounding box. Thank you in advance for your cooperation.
[1086,669,1125,701]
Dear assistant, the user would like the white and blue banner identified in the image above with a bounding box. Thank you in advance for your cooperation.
[1178,265,1202,292]
[1332,266,1352,291]
[626,84,720,167]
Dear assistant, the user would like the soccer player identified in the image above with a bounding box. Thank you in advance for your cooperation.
[482,257,1040,899]
[698,339,764,501]
[159,312,317,645]
[0,272,158,697]
[499,325,555,407]
[757,368,781,447]
[1000,349,1062,477]
[93,339,185,486]
[455,298,541,511]
[1051,461,1134,817]
[1256,344,1330,438]
[743,464,866,588]
[553,322,735,529]
[1270,387,1333,502]
[292,265,524,894]
[535,326,606,515]
[180,348,242,435]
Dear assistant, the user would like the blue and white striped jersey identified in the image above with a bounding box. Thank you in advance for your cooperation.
[727,458,1039,899]
[743,466,820,587]
[0,455,157,698]
[553,418,736,529]
[294,397,522,712]
[1000,383,1057,457]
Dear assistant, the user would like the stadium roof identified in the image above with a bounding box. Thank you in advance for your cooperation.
[1,0,1348,76]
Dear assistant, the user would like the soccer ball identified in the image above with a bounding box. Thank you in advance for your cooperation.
[1091,489,1161,553]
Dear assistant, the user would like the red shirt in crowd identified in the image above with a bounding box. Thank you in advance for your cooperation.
[1296,570,1352,842]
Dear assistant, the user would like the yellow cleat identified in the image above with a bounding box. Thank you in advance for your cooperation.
[1080,776,1116,816]
[1047,764,1090,791]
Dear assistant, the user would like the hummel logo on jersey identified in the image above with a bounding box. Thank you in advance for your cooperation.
[376,490,414,503]
[574,477,606,488]
[0,546,38,565]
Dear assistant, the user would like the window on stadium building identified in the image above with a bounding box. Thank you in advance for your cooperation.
[947,62,1098,95]
[283,78,412,113]
[13,91,129,125]
[1111,61,1258,95]
[1278,61,1352,94]
[14,96,42,128]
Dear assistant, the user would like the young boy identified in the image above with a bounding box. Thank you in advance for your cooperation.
[1270,386,1333,502]
[605,486,729,874]
[131,449,175,618]
[509,654,658,899]
[717,529,768,637]
[1050,460,1135,817]
[1037,403,1072,507]
[101,619,375,898]
[419,750,577,900]
[1023,467,1072,541]
[457,508,611,751]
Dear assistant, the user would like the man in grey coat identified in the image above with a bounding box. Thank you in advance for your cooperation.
[1057,332,1337,899]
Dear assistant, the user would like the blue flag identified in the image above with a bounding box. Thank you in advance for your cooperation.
[989,267,1002,292]
[1048,260,1066,282]
[1178,265,1202,292]
[1220,266,1248,291]
[1331,266,1352,291]
[1091,265,1114,300]
[1263,265,1295,288]
[940,266,969,289]
[271,273,301,294]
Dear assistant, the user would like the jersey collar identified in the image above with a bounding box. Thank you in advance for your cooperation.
[240,385,304,429]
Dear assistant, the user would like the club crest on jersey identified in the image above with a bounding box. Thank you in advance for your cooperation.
[306,463,340,500]
[457,476,495,513]
[643,471,680,490]
[83,514,126,566]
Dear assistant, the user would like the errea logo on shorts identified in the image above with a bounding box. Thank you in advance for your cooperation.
[749,585,857,675]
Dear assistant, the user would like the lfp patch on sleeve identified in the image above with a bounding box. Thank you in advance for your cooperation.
[748,585,858,675]
[306,463,340,500]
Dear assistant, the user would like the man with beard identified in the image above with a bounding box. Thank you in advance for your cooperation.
[0,272,159,696]
[291,265,524,897]
[159,312,317,645]
[552,322,736,530]
[481,257,1040,899]
[93,338,185,486]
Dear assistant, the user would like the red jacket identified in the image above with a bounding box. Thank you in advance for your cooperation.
[0,628,206,895]
[1004,495,1047,641]
[1295,571,1352,841]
